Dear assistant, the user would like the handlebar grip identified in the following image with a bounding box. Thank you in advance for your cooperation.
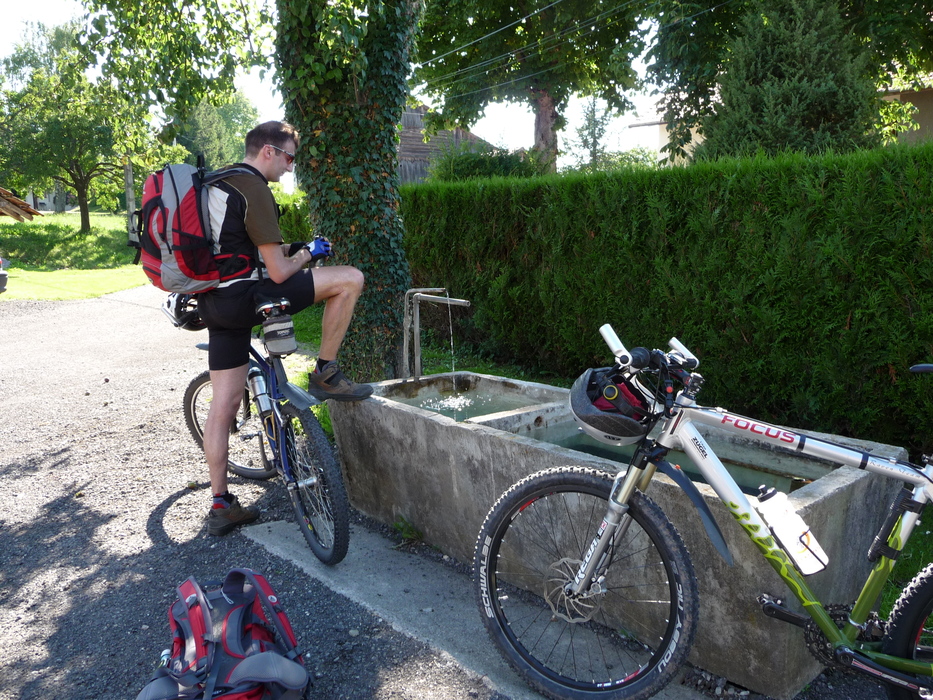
[599,324,632,367]
[669,337,699,369]
[630,347,651,370]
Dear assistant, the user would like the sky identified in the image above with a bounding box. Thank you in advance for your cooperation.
[2,1,662,166]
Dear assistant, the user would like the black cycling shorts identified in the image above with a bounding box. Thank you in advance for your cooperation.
[199,269,316,371]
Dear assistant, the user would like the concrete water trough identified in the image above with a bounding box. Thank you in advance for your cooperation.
[329,371,906,699]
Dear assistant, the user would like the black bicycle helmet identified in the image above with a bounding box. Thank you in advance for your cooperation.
[570,367,658,446]
[162,293,206,331]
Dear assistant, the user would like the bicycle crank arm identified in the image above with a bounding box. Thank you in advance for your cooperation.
[835,647,933,692]
[758,594,808,628]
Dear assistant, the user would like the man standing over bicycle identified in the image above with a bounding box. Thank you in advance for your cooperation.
[197,120,372,536]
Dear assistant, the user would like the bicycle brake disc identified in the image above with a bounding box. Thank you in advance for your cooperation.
[544,558,604,623]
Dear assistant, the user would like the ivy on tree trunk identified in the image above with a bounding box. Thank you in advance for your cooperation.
[275,0,421,381]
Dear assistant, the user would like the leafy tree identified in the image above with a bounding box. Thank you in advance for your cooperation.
[0,23,169,231]
[694,0,881,160]
[647,0,933,159]
[174,94,258,168]
[86,0,423,380]
[412,0,645,171]
[566,96,612,169]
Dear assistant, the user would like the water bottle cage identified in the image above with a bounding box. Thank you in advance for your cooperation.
[867,487,925,562]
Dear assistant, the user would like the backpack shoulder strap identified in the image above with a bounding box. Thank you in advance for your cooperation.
[169,577,215,686]
[222,568,302,662]
[201,166,255,187]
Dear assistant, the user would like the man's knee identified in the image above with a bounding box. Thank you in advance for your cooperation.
[345,266,364,293]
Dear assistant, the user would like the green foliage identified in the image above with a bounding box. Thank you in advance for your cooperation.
[561,147,658,175]
[0,213,134,270]
[1,22,170,231]
[274,189,314,243]
[277,1,421,381]
[84,0,275,123]
[694,0,881,160]
[173,95,259,169]
[401,141,933,458]
[412,0,645,166]
[647,0,933,161]
[565,96,612,169]
[428,142,543,182]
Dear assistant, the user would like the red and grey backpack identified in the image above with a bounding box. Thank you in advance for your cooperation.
[130,159,255,294]
[136,568,308,700]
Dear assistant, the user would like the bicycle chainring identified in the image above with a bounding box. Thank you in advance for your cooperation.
[804,603,885,667]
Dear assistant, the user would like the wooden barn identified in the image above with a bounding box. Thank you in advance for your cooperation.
[398,106,490,184]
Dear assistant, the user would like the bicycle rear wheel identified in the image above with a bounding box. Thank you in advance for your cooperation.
[183,370,276,480]
[883,562,933,699]
[475,466,698,700]
[282,404,350,565]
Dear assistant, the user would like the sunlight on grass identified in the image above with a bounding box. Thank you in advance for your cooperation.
[1,267,145,300]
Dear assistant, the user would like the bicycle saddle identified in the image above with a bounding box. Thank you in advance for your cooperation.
[254,293,291,316]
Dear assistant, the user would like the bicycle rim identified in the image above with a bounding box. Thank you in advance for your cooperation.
[476,467,696,700]
[283,404,350,566]
[184,371,276,480]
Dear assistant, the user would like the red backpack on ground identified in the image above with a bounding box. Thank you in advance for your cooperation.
[130,160,254,294]
[136,568,308,700]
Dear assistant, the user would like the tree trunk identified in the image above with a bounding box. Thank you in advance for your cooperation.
[533,89,559,173]
[277,0,421,381]
[78,189,91,232]
[124,159,136,233]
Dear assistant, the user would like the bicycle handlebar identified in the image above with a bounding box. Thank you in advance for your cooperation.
[599,324,699,371]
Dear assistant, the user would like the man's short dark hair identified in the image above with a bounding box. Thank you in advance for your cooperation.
[245,121,300,158]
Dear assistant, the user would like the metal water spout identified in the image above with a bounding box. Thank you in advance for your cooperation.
[403,288,470,379]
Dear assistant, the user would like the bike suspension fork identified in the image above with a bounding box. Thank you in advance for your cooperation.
[567,449,655,597]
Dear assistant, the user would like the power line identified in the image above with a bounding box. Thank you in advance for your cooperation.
[424,0,646,91]
[419,0,740,103]
[420,0,570,67]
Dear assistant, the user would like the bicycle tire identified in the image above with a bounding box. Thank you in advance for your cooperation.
[183,370,277,480]
[282,403,350,566]
[474,466,698,700]
[883,562,933,699]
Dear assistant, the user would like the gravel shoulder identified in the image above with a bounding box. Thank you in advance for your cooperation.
[0,286,890,700]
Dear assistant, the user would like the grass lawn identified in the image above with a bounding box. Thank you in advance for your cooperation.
[0,211,146,301]
[2,266,145,300]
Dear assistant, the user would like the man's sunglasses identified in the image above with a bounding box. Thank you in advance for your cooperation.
[266,144,295,164]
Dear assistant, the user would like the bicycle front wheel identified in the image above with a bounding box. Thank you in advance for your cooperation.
[883,562,933,699]
[282,404,350,565]
[183,370,276,480]
[475,466,698,700]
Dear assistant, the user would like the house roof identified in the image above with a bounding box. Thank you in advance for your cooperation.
[0,186,42,221]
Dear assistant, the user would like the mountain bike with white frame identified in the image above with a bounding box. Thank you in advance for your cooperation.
[475,323,933,700]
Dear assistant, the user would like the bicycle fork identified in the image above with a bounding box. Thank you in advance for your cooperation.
[567,454,653,598]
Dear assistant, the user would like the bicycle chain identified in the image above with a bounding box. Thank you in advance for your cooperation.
[804,603,885,667]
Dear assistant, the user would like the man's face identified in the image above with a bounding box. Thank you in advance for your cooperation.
[266,139,296,182]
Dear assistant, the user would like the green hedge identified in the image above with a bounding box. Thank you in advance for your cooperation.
[400,142,933,456]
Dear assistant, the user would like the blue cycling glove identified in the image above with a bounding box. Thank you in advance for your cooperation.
[304,236,332,262]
